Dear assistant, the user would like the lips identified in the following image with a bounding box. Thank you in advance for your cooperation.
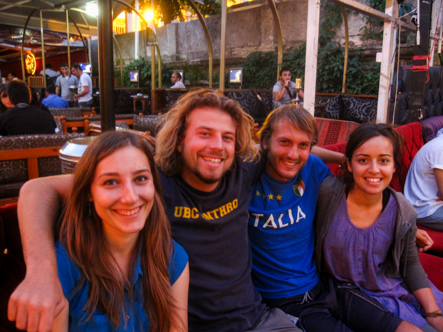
[203,156,222,164]
[365,178,382,183]
[115,206,141,216]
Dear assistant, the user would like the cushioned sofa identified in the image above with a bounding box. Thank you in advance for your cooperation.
[0,133,84,199]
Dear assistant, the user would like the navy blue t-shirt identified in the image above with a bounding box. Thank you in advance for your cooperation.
[159,158,266,332]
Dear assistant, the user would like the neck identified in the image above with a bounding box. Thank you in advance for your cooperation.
[106,233,138,278]
[347,188,383,208]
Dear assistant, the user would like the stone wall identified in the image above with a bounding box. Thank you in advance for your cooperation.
[96,0,409,68]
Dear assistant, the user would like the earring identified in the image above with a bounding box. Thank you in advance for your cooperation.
[89,201,93,217]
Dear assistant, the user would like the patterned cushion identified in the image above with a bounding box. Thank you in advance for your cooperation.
[49,108,82,118]
[0,133,84,189]
[225,90,271,124]
[341,96,377,123]
[315,118,360,146]
[133,115,165,136]
[421,115,443,142]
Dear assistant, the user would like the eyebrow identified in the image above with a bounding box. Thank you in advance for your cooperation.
[196,126,235,136]
[355,153,392,157]
[96,168,151,180]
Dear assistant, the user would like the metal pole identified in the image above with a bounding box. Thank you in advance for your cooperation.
[151,0,155,89]
[113,35,124,85]
[220,0,227,91]
[267,0,283,81]
[342,8,349,93]
[40,10,47,87]
[187,0,213,87]
[66,9,71,69]
[98,0,115,131]
[21,9,37,81]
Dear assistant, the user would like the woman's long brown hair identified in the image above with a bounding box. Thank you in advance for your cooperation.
[59,131,178,331]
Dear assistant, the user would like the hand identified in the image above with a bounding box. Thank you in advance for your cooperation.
[73,95,78,102]
[8,266,65,331]
[285,80,290,87]
[416,229,434,252]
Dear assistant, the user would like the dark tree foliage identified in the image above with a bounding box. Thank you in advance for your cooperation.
[154,0,221,24]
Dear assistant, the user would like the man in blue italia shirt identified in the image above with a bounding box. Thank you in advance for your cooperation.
[249,105,416,332]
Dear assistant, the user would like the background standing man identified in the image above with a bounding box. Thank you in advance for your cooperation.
[273,67,304,108]
[71,63,93,108]
[55,63,78,107]
[170,72,186,89]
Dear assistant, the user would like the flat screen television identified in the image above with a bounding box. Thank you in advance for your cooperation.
[129,70,139,83]
[79,63,92,74]
[229,67,243,85]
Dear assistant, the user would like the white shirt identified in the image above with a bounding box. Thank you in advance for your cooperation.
[171,81,186,89]
[404,135,443,218]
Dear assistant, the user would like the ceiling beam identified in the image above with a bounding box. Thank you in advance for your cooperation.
[328,0,416,32]
[0,12,97,36]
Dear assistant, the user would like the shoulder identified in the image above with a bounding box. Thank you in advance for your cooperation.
[388,188,417,220]
[170,240,188,285]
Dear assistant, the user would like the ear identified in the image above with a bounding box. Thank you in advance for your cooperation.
[346,158,352,173]
[177,138,183,153]
[262,135,269,151]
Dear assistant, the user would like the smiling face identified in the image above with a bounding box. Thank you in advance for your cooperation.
[90,146,155,245]
[178,107,236,192]
[264,119,311,182]
[347,135,396,197]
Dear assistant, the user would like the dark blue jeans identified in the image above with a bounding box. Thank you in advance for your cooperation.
[263,277,402,332]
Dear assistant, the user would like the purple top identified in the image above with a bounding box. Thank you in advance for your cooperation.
[323,193,439,327]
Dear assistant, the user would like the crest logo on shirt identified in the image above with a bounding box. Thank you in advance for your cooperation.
[292,179,305,197]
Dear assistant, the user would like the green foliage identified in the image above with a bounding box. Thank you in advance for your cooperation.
[236,44,380,95]
[154,0,221,24]
[241,51,278,89]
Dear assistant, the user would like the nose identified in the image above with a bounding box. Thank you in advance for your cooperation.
[369,160,379,173]
[120,181,138,204]
[209,134,223,150]
[287,146,299,160]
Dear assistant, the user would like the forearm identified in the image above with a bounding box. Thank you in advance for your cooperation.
[311,146,345,164]
[414,287,440,313]
[75,86,89,98]
[56,86,61,96]
[18,175,72,269]
[434,168,443,199]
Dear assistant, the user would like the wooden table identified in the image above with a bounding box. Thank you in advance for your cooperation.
[132,95,149,113]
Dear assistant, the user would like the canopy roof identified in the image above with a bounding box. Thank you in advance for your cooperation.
[0,0,99,63]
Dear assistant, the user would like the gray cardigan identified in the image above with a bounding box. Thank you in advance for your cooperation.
[315,176,430,293]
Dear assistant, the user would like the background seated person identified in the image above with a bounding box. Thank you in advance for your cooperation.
[404,132,443,231]
[0,80,56,136]
[0,83,13,114]
[42,86,69,109]
[170,72,186,89]
[52,131,189,331]
[316,124,443,331]
[273,67,304,108]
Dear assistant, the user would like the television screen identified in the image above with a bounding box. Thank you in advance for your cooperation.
[79,63,92,74]
[129,70,139,83]
[229,67,243,85]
